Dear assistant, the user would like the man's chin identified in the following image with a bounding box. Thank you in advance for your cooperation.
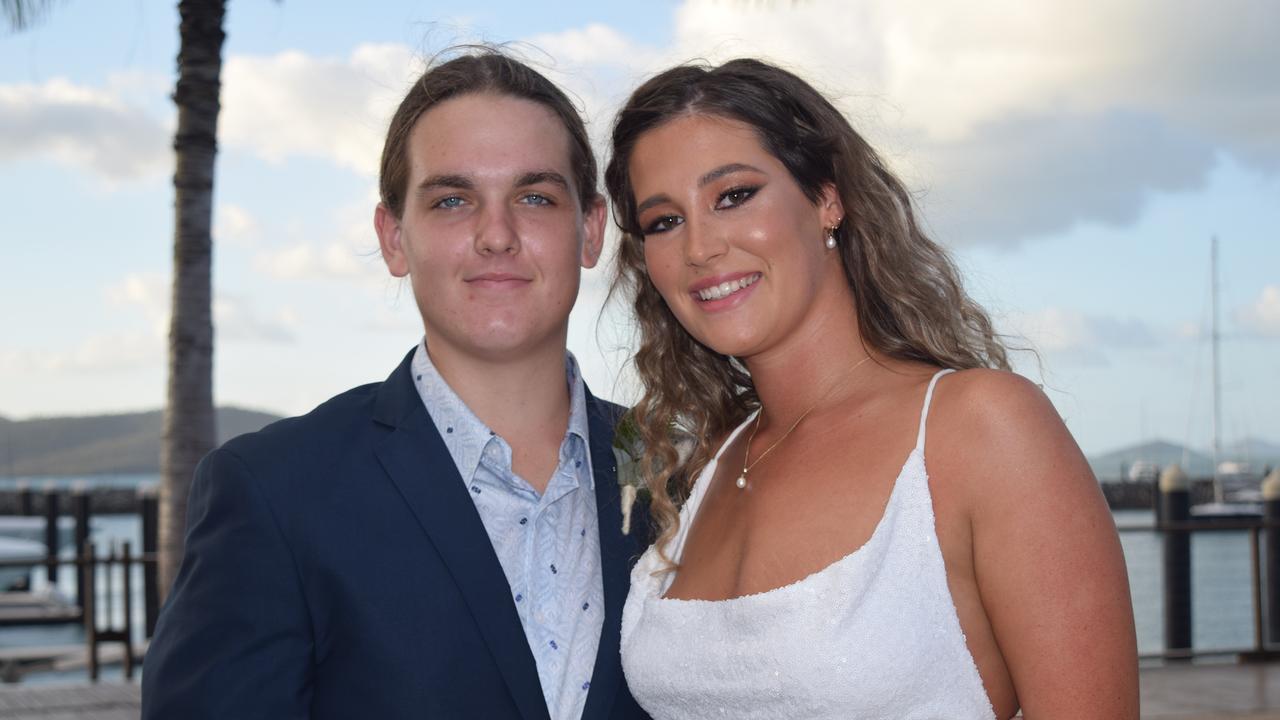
[425,323,569,365]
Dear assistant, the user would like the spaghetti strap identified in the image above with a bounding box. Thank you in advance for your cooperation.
[915,369,956,452]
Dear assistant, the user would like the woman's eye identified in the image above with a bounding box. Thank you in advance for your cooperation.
[715,186,758,209]
[432,196,465,209]
[642,215,683,236]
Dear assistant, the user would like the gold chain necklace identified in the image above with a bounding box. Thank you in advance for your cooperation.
[735,354,874,490]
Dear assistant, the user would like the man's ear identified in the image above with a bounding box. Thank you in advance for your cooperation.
[580,195,607,269]
[374,203,410,278]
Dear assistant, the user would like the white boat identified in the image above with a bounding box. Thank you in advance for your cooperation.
[0,516,75,546]
[1190,236,1261,520]
[0,534,47,592]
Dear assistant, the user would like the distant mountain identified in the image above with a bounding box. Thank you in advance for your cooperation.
[1088,438,1280,482]
[0,407,282,477]
[1225,438,1280,466]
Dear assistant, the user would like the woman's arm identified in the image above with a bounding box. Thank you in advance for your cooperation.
[948,370,1138,719]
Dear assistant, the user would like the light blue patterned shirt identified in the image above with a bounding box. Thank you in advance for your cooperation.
[410,341,604,720]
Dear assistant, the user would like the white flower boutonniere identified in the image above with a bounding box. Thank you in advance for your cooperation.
[613,414,647,536]
[613,414,696,535]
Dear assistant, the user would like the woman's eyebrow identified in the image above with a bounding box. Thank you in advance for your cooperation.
[635,163,764,215]
[698,162,762,188]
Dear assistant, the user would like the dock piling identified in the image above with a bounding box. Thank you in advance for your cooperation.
[17,482,32,516]
[1161,464,1193,654]
[42,489,58,584]
[139,488,159,638]
[1265,469,1280,645]
[72,490,90,613]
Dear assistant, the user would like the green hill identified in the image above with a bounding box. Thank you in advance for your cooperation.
[0,407,282,477]
[1087,438,1280,482]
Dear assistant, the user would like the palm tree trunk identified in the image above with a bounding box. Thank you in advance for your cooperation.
[160,0,225,599]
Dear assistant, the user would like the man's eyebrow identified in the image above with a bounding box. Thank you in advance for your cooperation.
[516,170,571,190]
[635,163,764,216]
[415,174,474,195]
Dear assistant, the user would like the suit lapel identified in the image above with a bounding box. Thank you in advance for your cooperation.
[581,391,644,720]
[372,352,551,720]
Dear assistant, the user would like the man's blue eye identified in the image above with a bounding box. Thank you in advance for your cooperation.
[522,194,553,206]
[434,196,464,209]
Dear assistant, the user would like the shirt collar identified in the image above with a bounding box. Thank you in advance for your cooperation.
[410,339,594,489]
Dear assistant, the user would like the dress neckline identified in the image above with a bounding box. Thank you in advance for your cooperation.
[653,368,954,605]
[655,445,923,605]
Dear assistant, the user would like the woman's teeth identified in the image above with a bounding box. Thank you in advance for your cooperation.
[697,273,760,301]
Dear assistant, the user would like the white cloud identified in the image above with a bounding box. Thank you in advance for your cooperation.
[214,296,298,343]
[526,24,659,69]
[253,241,379,281]
[104,272,300,344]
[919,110,1215,246]
[0,77,168,180]
[1237,285,1280,337]
[251,196,386,284]
[1001,307,1162,365]
[68,1,1268,253]
[215,203,259,247]
[105,272,169,334]
[523,24,666,130]
[648,0,1280,246]
[220,44,421,176]
[669,0,1278,152]
[0,331,162,374]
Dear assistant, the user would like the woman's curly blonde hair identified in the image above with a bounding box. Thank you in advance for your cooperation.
[605,58,1012,561]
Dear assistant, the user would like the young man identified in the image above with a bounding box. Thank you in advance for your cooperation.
[142,51,650,720]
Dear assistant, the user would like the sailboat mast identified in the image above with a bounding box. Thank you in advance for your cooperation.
[1211,235,1223,504]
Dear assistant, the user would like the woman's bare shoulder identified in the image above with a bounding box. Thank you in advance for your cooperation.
[927,368,1096,505]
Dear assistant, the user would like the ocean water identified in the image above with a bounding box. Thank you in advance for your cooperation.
[0,484,1262,683]
[1115,508,1257,655]
[0,513,145,684]
[0,474,158,491]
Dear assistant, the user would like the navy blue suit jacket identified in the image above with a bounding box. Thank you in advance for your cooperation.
[142,350,651,719]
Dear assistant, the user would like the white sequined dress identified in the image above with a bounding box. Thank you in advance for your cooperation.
[620,369,996,719]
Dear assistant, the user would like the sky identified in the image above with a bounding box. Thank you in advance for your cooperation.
[1,0,1277,458]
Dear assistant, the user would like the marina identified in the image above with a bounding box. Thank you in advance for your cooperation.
[0,477,1279,717]
[0,663,1278,718]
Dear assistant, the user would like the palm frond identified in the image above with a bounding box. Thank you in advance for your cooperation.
[2,0,59,32]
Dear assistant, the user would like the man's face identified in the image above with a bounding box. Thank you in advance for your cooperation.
[376,92,604,365]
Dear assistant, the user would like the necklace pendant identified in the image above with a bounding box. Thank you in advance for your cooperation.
[735,474,747,489]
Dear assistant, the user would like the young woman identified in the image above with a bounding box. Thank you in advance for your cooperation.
[607,59,1138,719]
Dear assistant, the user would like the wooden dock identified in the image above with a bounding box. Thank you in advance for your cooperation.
[0,592,81,626]
[0,661,1274,718]
[0,682,139,720]
[0,642,144,679]
[1142,662,1280,718]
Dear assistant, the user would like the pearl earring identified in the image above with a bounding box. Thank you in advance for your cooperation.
[824,216,843,250]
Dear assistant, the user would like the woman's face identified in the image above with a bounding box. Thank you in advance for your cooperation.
[628,113,844,360]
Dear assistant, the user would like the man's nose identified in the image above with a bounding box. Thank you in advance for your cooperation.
[474,203,519,255]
